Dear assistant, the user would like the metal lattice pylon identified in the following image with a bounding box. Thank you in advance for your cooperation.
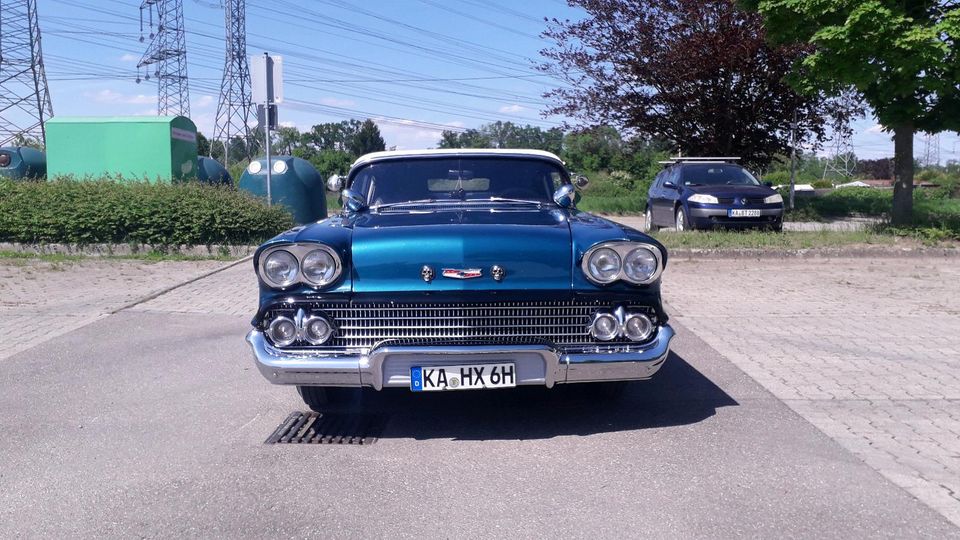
[137,0,190,116]
[921,133,940,168]
[822,132,857,184]
[0,0,54,146]
[212,0,254,166]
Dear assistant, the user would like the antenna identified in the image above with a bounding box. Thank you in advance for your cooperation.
[0,0,54,146]
[212,0,255,166]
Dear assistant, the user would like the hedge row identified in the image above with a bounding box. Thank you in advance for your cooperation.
[0,179,294,245]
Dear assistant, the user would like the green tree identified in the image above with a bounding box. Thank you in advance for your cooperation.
[350,119,386,156]
[744,0,960,225]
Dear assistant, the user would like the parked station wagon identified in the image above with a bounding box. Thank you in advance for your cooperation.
[246,149,674,411]
[645,157,785,232]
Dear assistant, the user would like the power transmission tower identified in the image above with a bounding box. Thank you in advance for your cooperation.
[822,132,857,185]
[0,0,54,146]
[212,0,255,166]
[137,0,190,116]
[920,133,940,168]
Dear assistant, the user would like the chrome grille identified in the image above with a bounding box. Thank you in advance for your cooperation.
[264,300,657,350]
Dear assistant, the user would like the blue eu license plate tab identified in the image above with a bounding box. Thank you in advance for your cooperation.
[411,363,516,392]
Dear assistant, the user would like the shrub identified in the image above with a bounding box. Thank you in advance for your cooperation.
[0,178,294,246]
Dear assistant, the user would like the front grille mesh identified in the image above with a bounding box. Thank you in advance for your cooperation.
[264,300,657,350]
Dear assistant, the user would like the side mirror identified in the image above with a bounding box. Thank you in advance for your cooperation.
[327,174,345,192]
[663,180,677,189]
[764,181,774,188]
[553,184,577,208]
[341,188,367,213]
[574,175,589,188]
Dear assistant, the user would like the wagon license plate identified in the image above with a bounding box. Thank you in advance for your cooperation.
[410,363,516,392]
[728,209,761,218]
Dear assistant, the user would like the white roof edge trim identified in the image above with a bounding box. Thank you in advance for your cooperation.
[350,148,566,168]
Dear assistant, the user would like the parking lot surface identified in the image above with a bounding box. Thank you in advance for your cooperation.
[1,254,959,536]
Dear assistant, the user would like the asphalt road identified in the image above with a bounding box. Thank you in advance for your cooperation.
[2,310,956,538]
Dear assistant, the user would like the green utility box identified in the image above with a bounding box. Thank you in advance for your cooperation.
[46,116,198,182]
[239,156,327,224]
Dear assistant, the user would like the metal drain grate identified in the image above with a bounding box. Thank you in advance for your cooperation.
[266,411,386,445]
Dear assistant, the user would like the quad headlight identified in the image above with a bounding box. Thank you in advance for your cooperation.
[258,244,343,289]
[582,242,663,285]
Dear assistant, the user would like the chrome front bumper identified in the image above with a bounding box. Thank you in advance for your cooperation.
[246,325,675,389]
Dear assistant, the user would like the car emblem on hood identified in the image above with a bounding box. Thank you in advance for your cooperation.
[442,268,482,279]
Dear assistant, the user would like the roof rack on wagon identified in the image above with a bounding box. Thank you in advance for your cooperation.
[658,156,741,166]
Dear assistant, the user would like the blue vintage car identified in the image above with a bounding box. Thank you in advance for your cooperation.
[246,149,675,411]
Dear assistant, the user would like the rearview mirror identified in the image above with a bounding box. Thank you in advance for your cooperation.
[574,175,589,188]
[327,174,345,192]
[553,184,577,208]
[341,188,367,212]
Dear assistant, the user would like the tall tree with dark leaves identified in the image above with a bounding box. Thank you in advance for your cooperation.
[350,119,386,156]
[743,0,960,225]
[538,0,856,169]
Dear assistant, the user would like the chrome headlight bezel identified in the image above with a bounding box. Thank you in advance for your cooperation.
[257,243,344,290]
[260,249,299,288]
[581,241,664,286]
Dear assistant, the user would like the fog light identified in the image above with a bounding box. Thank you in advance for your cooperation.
[267,316,298,347]
[623,313,654,342]
[302,315,333,345]
[590,312,619,341]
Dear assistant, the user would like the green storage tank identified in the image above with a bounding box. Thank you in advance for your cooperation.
[197,156,232,186]
[239,156,327,224]
[45,116,198,182]
[0,146,46,180]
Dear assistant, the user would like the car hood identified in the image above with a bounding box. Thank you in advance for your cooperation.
[349,208,572,293]
[685,184,776,198]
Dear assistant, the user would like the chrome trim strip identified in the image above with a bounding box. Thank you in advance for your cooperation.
[247,324,675,389]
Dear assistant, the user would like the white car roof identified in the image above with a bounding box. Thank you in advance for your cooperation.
[351,148,565,168]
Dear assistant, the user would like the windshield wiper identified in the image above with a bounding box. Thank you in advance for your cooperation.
[466,197,543,206]
[369,199,439,211]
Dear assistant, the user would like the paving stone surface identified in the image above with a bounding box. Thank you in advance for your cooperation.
[0,258,226,361]
[662,256,960,526]
[130,260,257,317]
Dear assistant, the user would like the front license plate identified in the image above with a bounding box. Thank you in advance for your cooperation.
[728,209,761,217]
[410,363,516,392]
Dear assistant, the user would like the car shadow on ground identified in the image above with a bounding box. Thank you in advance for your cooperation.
[306,351,737,441]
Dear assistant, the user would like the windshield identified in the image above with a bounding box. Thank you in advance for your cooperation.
[349,157,567,207]
[681,164,760,186]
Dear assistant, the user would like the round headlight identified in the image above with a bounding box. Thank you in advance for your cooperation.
[623,313,654,342]
[247,161,263,174]
[262,249,299,287]
[272,159,288,174]
[591,312,619,341]
[303,316,333,345]
[301,248,340,286]
[267,316,298,347]
[587,247,621,284]
[623,247,659,283]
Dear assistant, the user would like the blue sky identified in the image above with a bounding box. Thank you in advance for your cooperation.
[38,0,958,162]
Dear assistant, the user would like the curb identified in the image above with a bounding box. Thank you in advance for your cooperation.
[111,255,253,314]
[668,246,960,259]
[0,242,257,258]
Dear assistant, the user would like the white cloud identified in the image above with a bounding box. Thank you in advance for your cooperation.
[119,53,138,62]
[280,121,297,128]
[193,95,215,109]
[498,104,524,113]
[866,124,886,134]
[87,88,156,105]
[319,97,356,107]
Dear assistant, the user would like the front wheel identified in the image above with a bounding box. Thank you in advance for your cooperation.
[643,207,659,232]
[297,386,358,412]
[675,207,693,231]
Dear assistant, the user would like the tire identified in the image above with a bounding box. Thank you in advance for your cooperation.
[296,386,357,412]
[772,222,783,233]
[675,206,693,231]
[644,207,659,232]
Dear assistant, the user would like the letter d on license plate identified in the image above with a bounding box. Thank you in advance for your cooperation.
[411,363,516,392]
